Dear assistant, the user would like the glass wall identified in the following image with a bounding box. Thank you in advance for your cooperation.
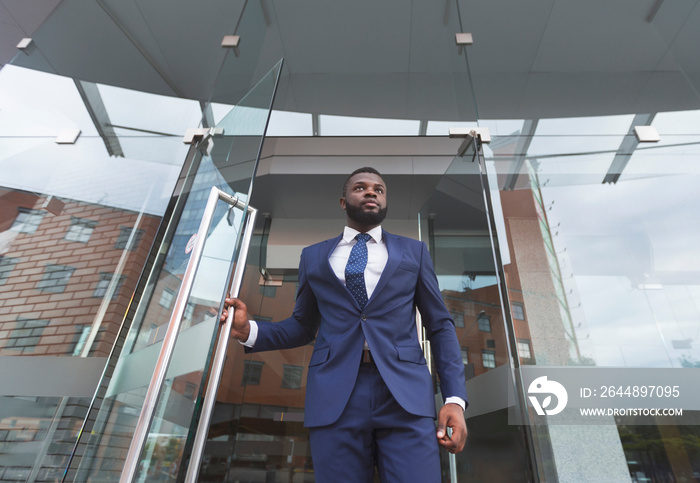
[2,0,282,478]
[460,2,700,480]
[483,112,700,482]
[3,0,700,480]
[73,58,281,480]
[0,64,193,481]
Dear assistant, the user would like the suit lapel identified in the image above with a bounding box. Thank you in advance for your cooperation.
[366,230,404,308]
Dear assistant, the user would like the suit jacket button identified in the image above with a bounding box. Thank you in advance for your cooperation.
[361,314,367,321]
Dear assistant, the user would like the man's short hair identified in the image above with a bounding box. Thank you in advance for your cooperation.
[342,167,382,196]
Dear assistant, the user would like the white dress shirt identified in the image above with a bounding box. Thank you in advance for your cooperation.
[241,225,465,411]
[328,225,387,299]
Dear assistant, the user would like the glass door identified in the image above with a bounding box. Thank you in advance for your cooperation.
[70,60,283,481]
[190,135,536,482]
[417,133,536,481]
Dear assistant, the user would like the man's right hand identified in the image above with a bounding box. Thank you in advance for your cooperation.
[221,297,251,342]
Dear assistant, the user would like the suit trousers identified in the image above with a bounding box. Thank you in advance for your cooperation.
[308,364,442,483]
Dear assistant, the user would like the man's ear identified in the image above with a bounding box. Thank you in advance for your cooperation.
[339,197,346,210]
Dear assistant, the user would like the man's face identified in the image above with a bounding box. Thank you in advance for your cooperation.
[340,172,388,227]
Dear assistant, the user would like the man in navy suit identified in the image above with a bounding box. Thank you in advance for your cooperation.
[223,167,467,482]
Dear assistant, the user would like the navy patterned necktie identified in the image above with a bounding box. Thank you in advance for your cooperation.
[345,233,372,308]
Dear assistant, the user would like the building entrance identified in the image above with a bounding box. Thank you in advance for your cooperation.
[194,133,534,482]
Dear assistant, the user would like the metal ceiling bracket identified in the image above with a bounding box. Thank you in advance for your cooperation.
[450,126,491,158]
[55,129,82,144]
[449,127,473,138]
[17,38,33,50]
[449,126,491,143]
[472,127,491,144]
[634,125,660,142]
[455,33,473,46]
[221,35,240,48]
[183,127,224,144]
[183,128,208,144]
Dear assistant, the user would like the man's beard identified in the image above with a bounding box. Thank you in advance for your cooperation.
[345,201,388,226]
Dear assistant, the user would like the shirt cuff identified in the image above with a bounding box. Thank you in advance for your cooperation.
[239,320,258,347]
[445,396,466,412]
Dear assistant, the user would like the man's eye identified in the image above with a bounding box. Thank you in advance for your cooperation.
[376,188,384,194]
[355,186,364,191]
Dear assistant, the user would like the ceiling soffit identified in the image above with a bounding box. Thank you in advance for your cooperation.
[5,0,700,120]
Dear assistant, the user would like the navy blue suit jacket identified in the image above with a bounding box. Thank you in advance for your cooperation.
[249,230,468,427]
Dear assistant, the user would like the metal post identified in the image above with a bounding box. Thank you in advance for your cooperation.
[184,195,257,482]
[120,187,227,483]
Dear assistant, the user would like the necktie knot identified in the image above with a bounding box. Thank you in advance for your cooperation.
[355,233,371,244]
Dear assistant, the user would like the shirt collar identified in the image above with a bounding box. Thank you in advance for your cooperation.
[342,225,383,244]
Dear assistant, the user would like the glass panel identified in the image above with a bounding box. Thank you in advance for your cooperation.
[418,138,531,481]
[129,194,246,481]
[73,59,282,480]
[192,142,529,481]
[484,109,700,480]
[197,238,314,482]
[0,59,184,478]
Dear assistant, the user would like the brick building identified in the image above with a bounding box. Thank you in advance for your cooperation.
[0,188,160,357]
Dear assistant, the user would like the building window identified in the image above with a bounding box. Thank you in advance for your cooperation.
[10,208,44,234]
[482,350,496,369]
[477,313,491,332]
[2,467,35,479]
[242,360,264,386]
[36,264,75,293]
[0,256,19,285]
[71,325,91,356]
[184,382,197,400]
[451,311,465,328]
[159,287,176,309]
[517,339,532,359]
[512,303,525,321]
[259,285,277,298]
[115,226,145,250]
[184,302,195,320]
[93,273,126,299]
[460,347,469,365]
[281,365,303,389]
[64,217,97,243]
[486,339,496,349]
[5,318,49,353]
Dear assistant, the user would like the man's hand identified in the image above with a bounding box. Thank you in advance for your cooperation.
[220,297,251,342]
[436,403,467,454]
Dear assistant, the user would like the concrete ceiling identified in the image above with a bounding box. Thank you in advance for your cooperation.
[3,0,700,120]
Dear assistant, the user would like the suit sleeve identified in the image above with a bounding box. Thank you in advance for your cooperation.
[246,248,321,353]
[414,242,469,406]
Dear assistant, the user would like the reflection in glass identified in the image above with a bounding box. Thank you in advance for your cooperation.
[197,232,314,482]
[415,141,531,481]
[193,150,532,481]
[0,60,192,479]
[73,58,282,479]
[486,107,700,481]
[0,396,92,480]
